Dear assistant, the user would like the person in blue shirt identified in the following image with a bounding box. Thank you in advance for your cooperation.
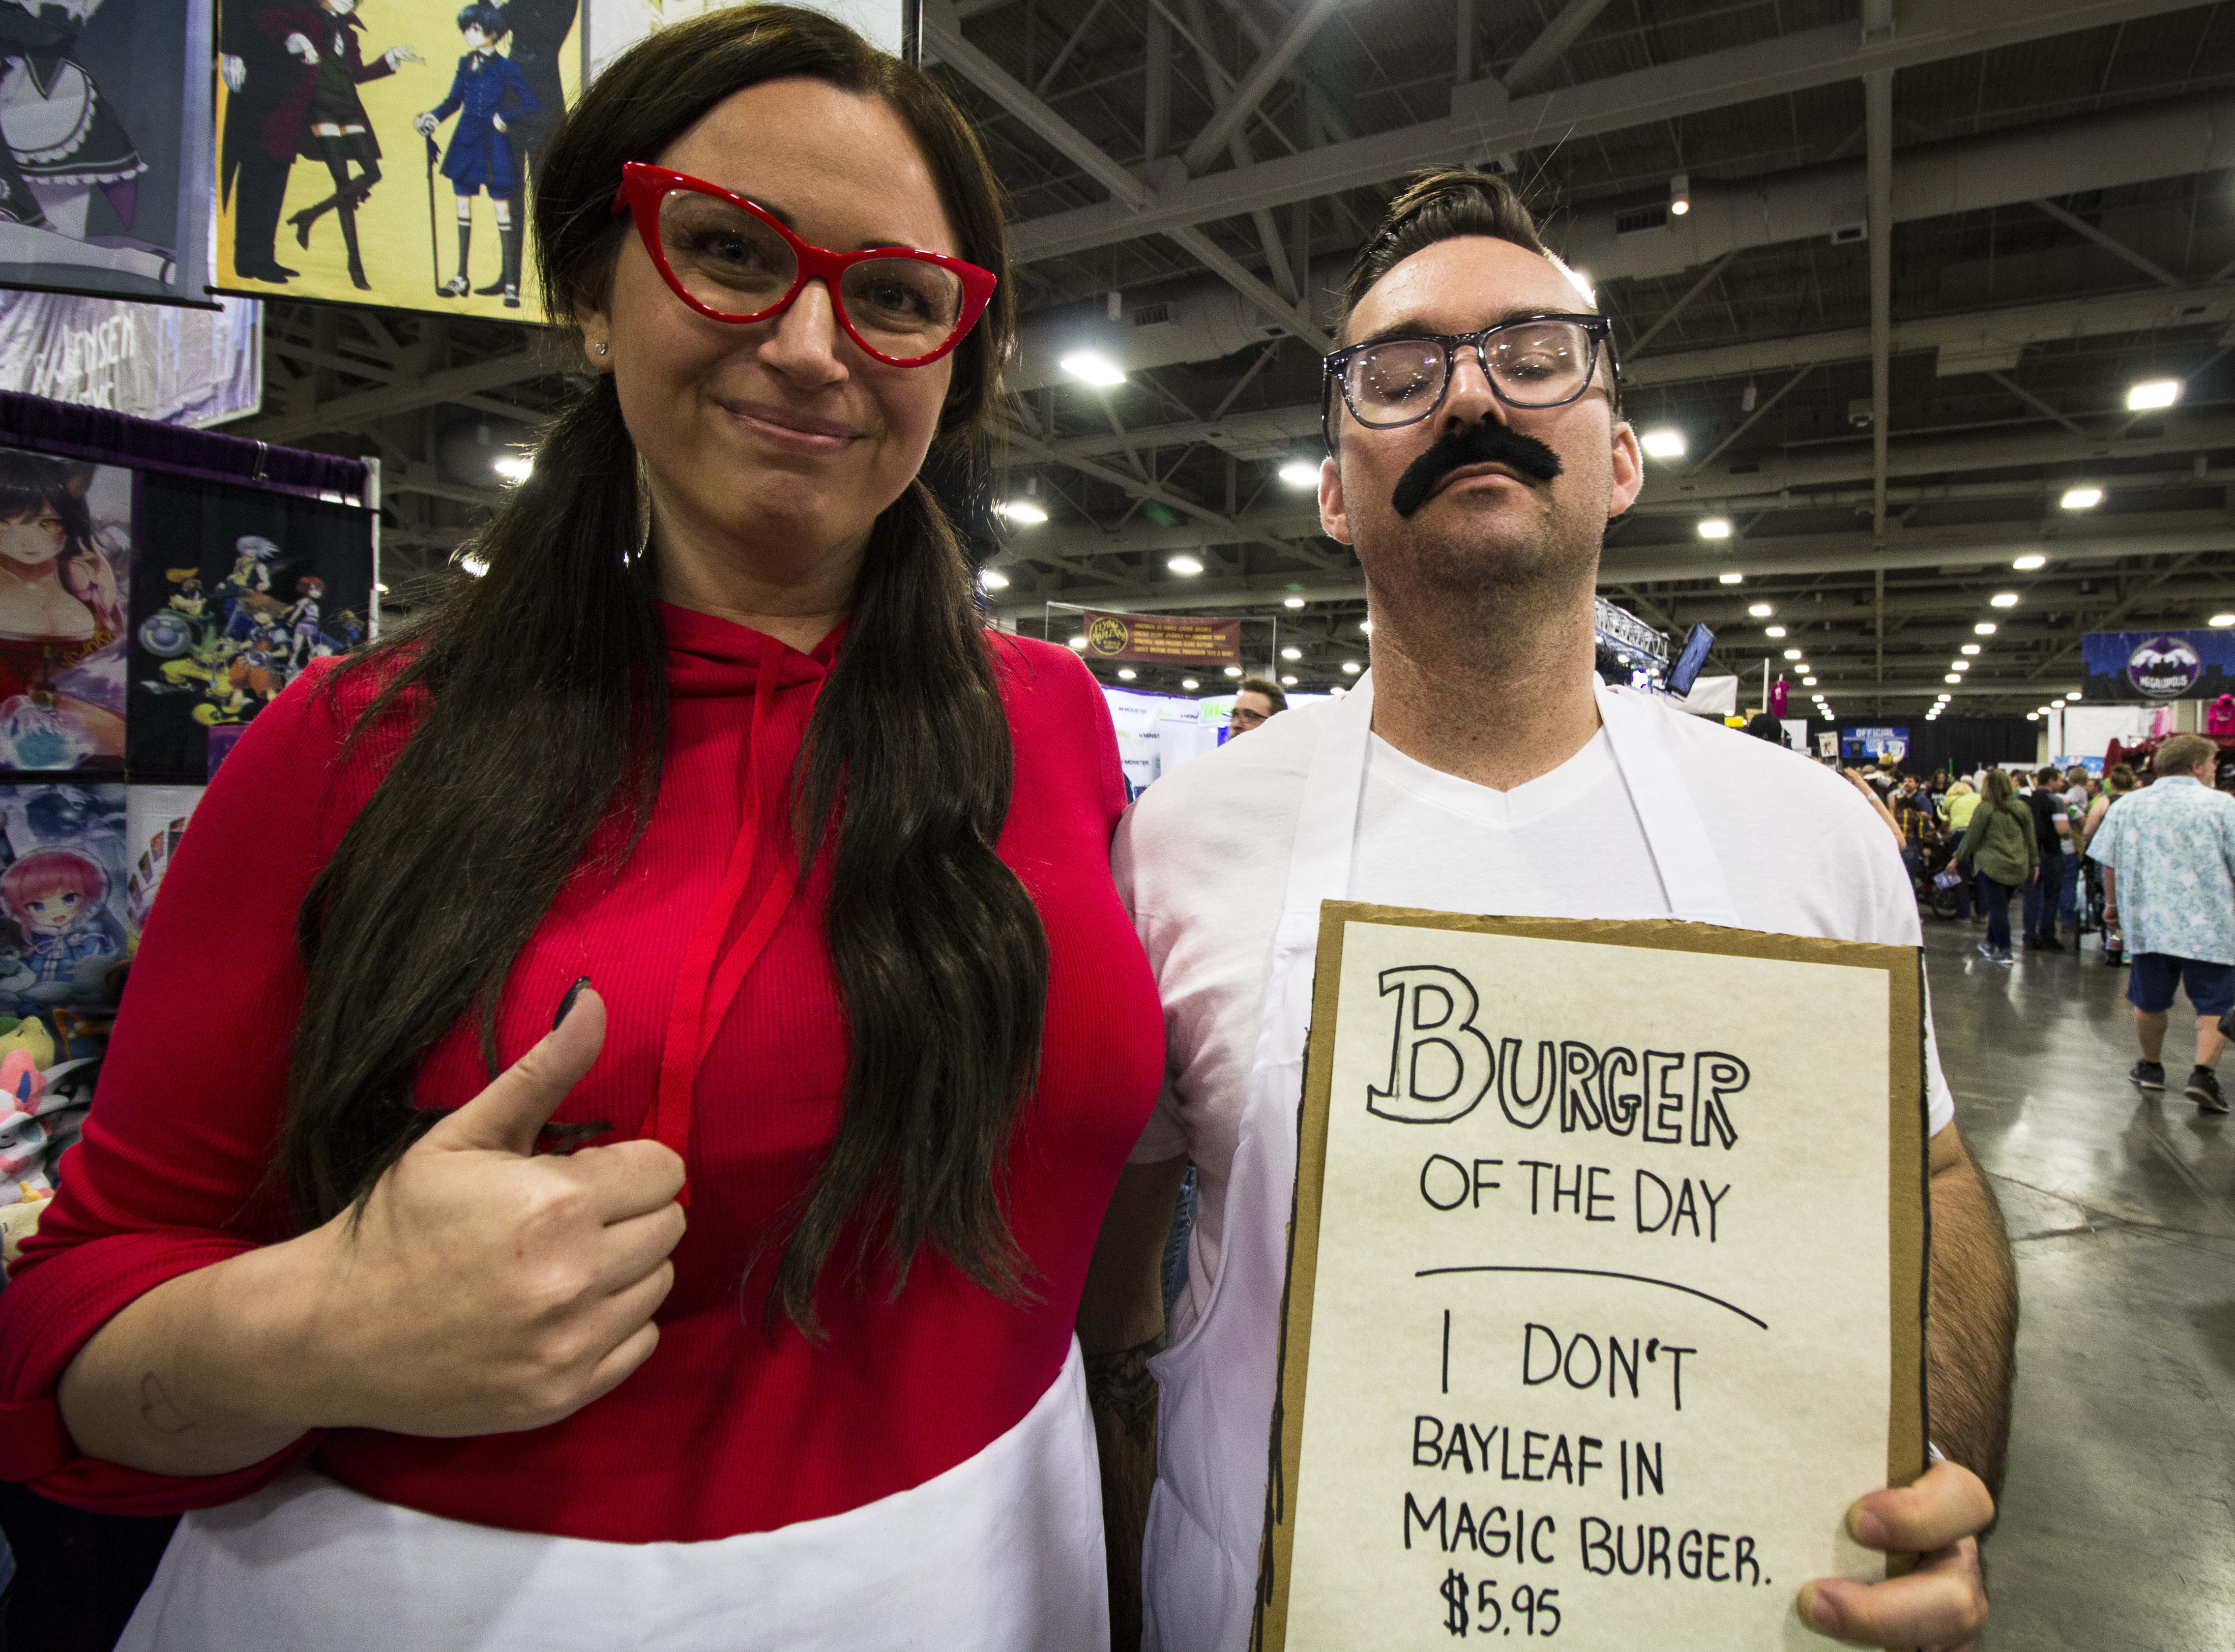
[2089,733,2235,1112]
[412,4,538,306]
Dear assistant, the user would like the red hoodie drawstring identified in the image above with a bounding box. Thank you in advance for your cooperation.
[649,634,822,1201]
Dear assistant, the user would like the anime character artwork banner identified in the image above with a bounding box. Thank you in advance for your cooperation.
[0,445,131,775]
[0,780,123,1210]
[0,0,215,305]
[214,0,582,314]
[127,469,371,783]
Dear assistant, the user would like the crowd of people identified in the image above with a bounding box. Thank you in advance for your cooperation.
[1850,738,2235,1116]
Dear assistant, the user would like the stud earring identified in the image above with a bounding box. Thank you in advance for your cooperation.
[595,342,609,356]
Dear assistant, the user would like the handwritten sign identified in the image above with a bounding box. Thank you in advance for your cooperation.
[1256,905,1926,1651]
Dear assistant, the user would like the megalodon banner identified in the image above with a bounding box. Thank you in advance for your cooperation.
[0,0,215,306]
[2081,628,2235,704]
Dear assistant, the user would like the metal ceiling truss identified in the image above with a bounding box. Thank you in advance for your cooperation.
[220,0,2235,713]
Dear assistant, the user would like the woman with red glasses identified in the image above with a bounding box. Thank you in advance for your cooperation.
[0,7,1162,1646]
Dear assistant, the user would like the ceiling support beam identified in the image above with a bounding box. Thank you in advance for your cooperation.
[243,351,551,444]
[1178,0,1342,175]
[1501,0,1619,93]
[1007,0,2206,265]
[1692,364,1816,470]
[2030,197,2183,289]
[1983,370,2086,437]
[1004,425,1325,564]
[1625,251,1737,356]
[1865,66,1893,541]
[923,0,1326,348]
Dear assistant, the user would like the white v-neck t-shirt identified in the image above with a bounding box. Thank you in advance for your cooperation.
[1115,692,1955,1341]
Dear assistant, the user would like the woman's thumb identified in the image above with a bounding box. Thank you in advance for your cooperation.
[414,980,604,1157]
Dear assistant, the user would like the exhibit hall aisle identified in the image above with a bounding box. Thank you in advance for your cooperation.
[1923,920,2235,1649]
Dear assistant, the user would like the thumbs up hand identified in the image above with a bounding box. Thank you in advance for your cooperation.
[299,983,686,1438]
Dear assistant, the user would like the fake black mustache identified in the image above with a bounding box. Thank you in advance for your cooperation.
[1390,422,1563,518]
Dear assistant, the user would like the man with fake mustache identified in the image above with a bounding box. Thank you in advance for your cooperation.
[1078,172,2014,1652]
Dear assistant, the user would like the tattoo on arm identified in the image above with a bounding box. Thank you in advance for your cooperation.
[1086,1334,1164,1448]
[139,1371,196,1436]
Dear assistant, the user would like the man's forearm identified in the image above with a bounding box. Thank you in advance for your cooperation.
[1925,1128,2018,1507]
[1087,1335,1162,1649]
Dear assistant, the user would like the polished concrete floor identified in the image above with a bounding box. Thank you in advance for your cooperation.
[1929,915,2235,1650]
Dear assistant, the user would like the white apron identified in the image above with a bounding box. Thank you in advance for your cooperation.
[122,1338,1108,1652]
[1141,678,1740,1652]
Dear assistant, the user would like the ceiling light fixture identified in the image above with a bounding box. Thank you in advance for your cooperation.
[1748,603,1773,617]
[2211,614,2235,628]
[977,567,1009,590]
[1764,625,1787,637]
[1718,571,1744,585]
[1961,644,1980,655]
[1168,554,1205,575]
[1802,676,1817,686]
[1360,619,1373,633]
[2011,554,2046,571]
[1181,678,1199,690]
[458,552,489,578]
[1116,668,1137,680]
[1280,674,1298,686]
[1945,673,1961,683]
[2126,378,2180,411]
[1067,634,1088,650]
[1641,428,1686,459]
[1224,664,1244,678]
[1668,171,1691,217]
[2059,487,2102,510]
[1697,517,1732,539]
[492,454,532,484]
[1342,661,1362,674]
[1975,621,1997,635]
[1990,592,2019,608]
[1059,350,1127,387]
[995,499,1048,524]
[1783,649,1802,660]
[1277,458,1321,487]
[1281,646,1302,660]
[1283,595,1306,609]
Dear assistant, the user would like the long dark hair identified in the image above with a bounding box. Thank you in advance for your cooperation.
[282,5,1043,1333]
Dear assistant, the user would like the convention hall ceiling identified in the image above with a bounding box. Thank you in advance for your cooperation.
[240,0,2235,717]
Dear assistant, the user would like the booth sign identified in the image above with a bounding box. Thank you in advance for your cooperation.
[1080,610,1242,667]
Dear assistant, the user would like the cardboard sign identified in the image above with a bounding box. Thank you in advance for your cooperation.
[1256,904,1927,1651]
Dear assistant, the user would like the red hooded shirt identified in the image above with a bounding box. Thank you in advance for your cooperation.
[0,608,1164,1541]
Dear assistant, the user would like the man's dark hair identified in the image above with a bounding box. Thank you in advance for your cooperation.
[1337,170,1557,326]
[1238,674,1289,712]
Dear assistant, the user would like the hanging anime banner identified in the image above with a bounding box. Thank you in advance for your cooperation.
[122,779,199,944]
[211,0,906,315]
[213,0,581,313]
[127,468,370,783]
[0,289,262,426]
[0,0,215,306]
[0,779,124,1209]
[0,446,132,776]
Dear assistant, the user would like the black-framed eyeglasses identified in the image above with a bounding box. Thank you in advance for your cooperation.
[1320,314,1617,445]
